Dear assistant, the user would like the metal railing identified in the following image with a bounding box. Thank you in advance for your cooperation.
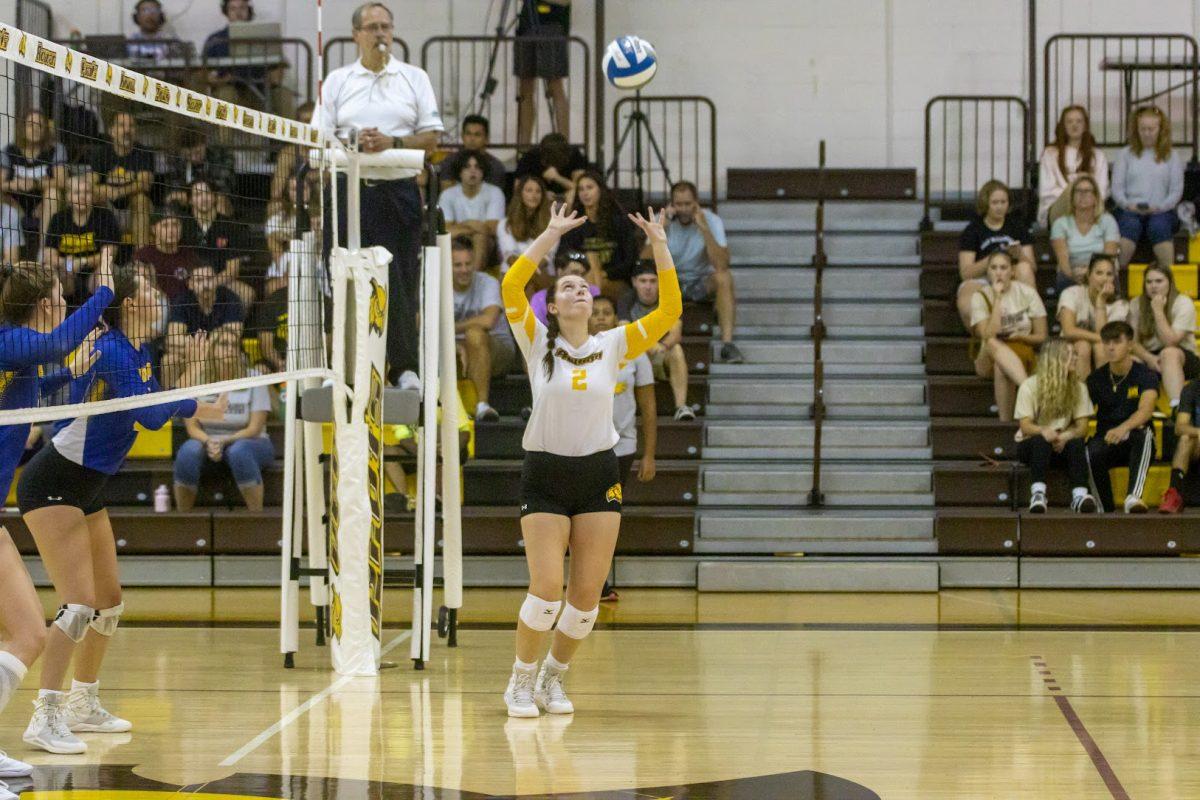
[13,0,52,112]
[922,95,1030,228]
[322,36,411,75]
[1044,33,1199,161]
[608,95,717,212]
[201,37,314,112]
[808,140,828,508]
[422,35,590,154]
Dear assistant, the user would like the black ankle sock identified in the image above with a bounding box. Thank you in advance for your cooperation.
[1171,468,1186,491]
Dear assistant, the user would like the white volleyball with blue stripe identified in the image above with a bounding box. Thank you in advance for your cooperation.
[603,35,658,90]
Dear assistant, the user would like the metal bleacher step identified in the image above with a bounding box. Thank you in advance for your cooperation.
[707,378,926,407]
[732,325,925,340]
[720,200,925,230]
[695,508,937,554]
[699,463,934,507]
[737,300,921,329]
[708,340,923,365]
[725,232,918,261]
[708,363,927,378]
[704,404,930,421]
[702,420,932,460]
[729,267,920,300]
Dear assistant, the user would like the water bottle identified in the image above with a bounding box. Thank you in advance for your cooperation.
[154,484,170,513]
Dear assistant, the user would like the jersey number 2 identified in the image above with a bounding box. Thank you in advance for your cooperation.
[571,369,587,391]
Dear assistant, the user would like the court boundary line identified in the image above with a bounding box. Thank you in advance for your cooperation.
[1031,656,1131,800]
[218,630,412,768]
[120,620,1200,632]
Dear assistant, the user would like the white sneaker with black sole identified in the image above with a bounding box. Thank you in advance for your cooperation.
[24,695,85,755]
[503,664,539,718]
[1028,490,1047,513]
[474,402,499,422]
[533,663,574,715]
[1124,496,1148,514]
[65,686,132,733]
[1071,494,1098,513]
[673,406,695,421]
[0,751,31,779]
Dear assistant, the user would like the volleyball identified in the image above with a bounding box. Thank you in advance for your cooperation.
[603,35,658,90]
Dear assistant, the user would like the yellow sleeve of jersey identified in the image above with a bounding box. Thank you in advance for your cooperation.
[622,264,682,361]
[502,255,541,355]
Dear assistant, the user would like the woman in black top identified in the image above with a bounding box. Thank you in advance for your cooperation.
[956,180,1037,329]
[0,110,67,237]
[560,170,638,299]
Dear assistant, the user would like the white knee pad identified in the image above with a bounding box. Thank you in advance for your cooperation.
[519,594,562,632]
[53,604,95,643]
[555,603,599,640]
[90,602,124,637]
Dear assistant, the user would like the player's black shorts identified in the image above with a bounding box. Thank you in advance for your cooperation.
[513,24,570,80]
[520,449,621,517]
[617,453,636,487]
[17,443,109,516]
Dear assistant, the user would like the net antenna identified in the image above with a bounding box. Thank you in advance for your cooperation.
[282,111,463,675]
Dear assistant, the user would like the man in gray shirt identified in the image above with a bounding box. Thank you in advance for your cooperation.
[451,237,517,421]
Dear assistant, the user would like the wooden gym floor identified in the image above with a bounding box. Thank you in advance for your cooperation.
[3,587,1199,799]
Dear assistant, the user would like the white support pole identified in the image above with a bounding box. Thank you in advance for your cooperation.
[411,243,441,667]
[437,233,462,622]
[279,377,300,664]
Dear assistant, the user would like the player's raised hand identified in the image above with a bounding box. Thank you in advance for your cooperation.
[67,327,103,379]
[545,202,587,238]
[629,207,668,244]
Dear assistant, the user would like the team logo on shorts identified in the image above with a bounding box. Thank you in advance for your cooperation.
[606,483,623,504]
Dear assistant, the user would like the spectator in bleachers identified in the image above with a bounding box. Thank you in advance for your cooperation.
[266,173,317,265]
[43,174,120,301]
[202,0,296,119]
[126,0,179,61]
[1015,339,1097,513]
[1160,377,1200,513]
[562,170,638,298]
[174,336,274,512]
[439,115,507,189]
[255,275,287,374]
[1058,254,1128,375]
[667,180,742,363]
[163,263,245,387]
[1038,105,1108,227]
[969,250,1048,421]
[269,101,316,212]
[498,175,554,278]
[451,237,516,422]
[1113,105,1184,271]
[956,180,1037,329]
[0,198,20,263]
[531,249,600,324]
[514,0,571,146]
[1049,175,1119,291]
[619,262,693,420]
[90,111,154,247]
[163,127,235,216]
[133,206,201,301]
[382,393,472,514]
[1129,264,1199,409]
[1,109,66,240]
[182,178,254,306]
[1086,320,1158,513]
[439,152,507,269]
[514,132,588,199]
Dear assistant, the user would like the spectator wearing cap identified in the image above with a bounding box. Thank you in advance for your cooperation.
[439,115,507,189]
[438,151,506,270]
[619,261,694,421]
[133,205,201,301]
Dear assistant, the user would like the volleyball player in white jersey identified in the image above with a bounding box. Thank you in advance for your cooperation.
[500,204,681,717]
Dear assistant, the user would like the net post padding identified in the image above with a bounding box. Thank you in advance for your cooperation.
[327,245,390,677]
[437,233,463,613]
[411,243,441,666]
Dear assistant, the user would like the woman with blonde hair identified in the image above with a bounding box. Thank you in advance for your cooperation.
[1112,105,1184,270]
[1129,263,1199,408]
[1057,254,1128,374]
[1015,339,1097,513]
[1038,105,1108,226]
[969,250,1048,421]
[1049,175,1119,291]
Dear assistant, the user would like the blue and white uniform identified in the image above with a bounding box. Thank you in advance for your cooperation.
[0,286,112,498]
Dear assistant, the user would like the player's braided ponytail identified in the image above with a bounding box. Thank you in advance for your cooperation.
[542,306,560,380]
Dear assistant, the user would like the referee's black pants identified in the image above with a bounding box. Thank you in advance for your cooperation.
[330,175,423,383]
[1085,426,1155,512]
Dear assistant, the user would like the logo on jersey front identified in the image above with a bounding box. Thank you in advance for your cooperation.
[553,347,603,367]
[606,483,622,504]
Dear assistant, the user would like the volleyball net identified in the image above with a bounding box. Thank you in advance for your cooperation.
[0,24,463,676]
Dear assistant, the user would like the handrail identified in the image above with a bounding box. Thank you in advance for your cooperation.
[921,95,1029,229]
[322,36,411,74]
[1043,33,1199,162]
[808,140,827,508]
[609,95,718,211]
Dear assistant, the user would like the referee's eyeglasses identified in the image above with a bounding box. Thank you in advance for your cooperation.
[356,21,393,33]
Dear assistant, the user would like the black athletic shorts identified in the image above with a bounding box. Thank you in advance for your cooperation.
[520,449,621,517]
[617,453,636,487]
[513,24,570,80]
[17,443,109,516]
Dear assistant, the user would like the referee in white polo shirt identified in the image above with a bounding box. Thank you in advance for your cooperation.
[319,2,444,388]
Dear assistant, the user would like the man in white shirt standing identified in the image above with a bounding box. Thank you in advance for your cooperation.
[439,152,506,270]
[318,2,444,388]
